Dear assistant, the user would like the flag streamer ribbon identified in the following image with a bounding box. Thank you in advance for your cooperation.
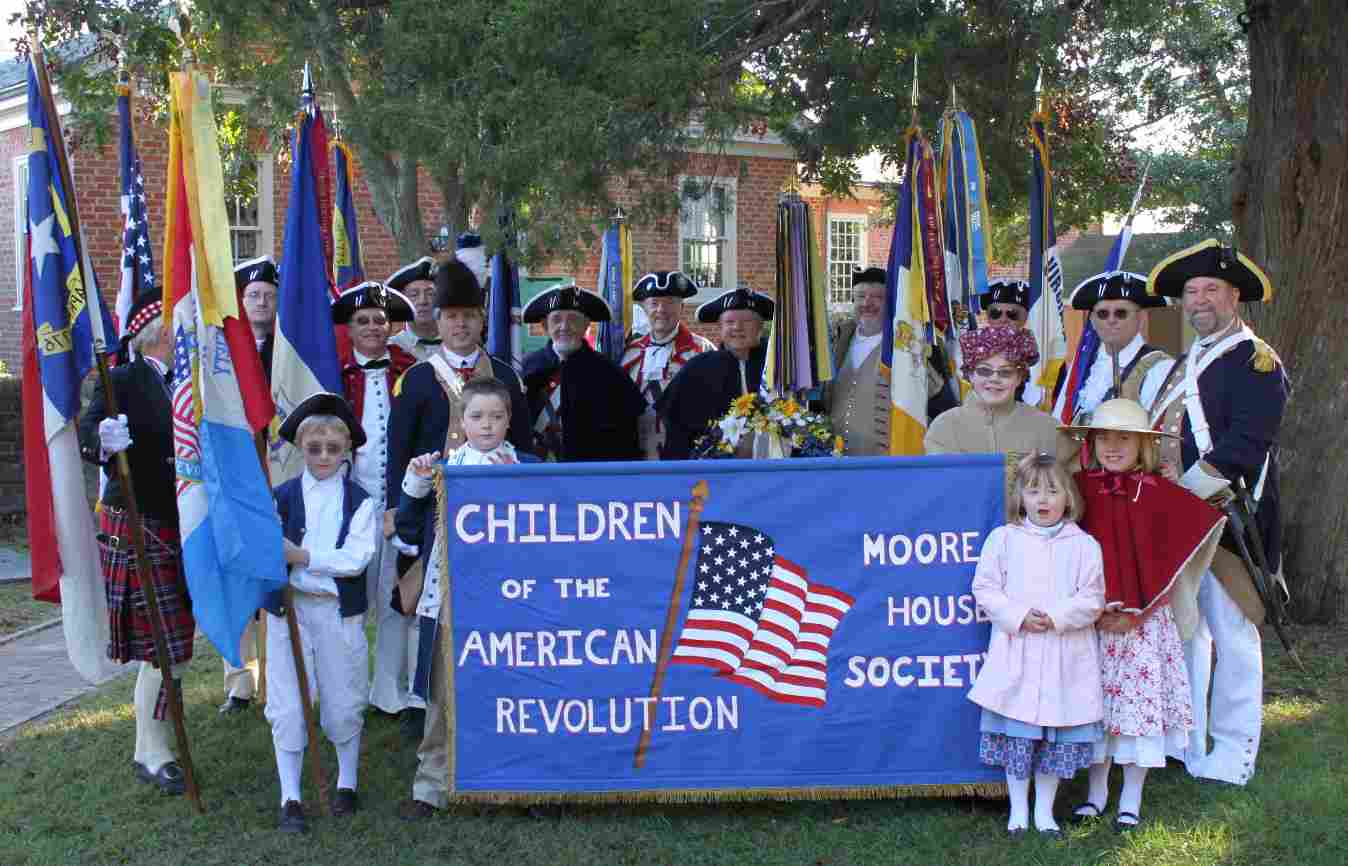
[1026,107,1067,409]
[938,109,989,327]
[596,220,632,363]
[331,140,365,291]
[765,196,832,395]
[487,246,525,371]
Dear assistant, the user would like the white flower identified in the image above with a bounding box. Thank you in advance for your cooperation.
[719,414,749,445]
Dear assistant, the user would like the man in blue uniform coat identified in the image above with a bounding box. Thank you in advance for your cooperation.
[1147,239,1290,787]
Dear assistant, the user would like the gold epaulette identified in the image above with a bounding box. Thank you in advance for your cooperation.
[1250,338,1281,373]
[393,360,428,398]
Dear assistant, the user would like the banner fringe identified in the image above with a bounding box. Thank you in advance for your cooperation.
[445,782,1007,806]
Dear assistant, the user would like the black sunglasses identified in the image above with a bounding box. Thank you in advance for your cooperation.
[1093,308,1134,321]
[987,307,1022,322]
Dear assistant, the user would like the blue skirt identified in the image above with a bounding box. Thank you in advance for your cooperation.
[979,709,1102,743]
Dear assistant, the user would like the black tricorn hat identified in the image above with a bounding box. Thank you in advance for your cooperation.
[234,255,278,292]
[979,279,1031,310]
[522,283,612,324]
[694,287,775,323]
[852,266,888,286]
[387,256,437,292]
[632,270,698,301]
[331,281,416,324]
[1069,271,1166,311]
[278,391,367,450]
[433,260,485,309]
[1148,239,1273,303]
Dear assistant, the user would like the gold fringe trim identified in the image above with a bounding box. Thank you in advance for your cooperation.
[1250,339,1280,373]
[446,782,1007,806]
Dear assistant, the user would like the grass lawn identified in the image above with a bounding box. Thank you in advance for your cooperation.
[0,582,55,640]
[0,625,1343,866]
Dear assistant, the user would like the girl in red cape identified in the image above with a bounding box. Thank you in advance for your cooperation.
[1063,398,1225,832]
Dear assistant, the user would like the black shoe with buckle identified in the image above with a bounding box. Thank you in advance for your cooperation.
[397,799,437,822]
[218,696,251,715]
[333,788,360,817]
[279,800,308,833]
[133,760,186,795]
[401,707,427,742]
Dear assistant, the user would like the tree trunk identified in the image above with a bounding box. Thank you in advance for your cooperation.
[1235,0,1348,622]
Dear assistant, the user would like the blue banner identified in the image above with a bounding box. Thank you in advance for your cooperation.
[436,455,1007,800]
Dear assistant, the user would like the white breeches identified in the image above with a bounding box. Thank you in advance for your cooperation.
[367,539,423,712]
[1179,570,1263,785]
[264,594,368,752]
[222,617,259,700]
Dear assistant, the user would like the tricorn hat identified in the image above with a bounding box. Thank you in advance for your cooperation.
[852,266,888,286]
[331,281,415,325]
[522,282,612,324]
[387,256,436,292]
[694,287,775,323]
[433,260,485,309]
[234,255,278,292]
[279,388,366,447]
[1059,397,1176,440]
[1148,239,1273,303]
[278,391,367,449]
[632,271,698,301]
[979,278,1031,310]
[1069,271,1166,310]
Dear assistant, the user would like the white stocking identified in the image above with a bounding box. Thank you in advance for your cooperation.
[133,662,174,771]
[275,745,304,806]
[1033,773,1061,831]
[1005,771,1030,831]
[1118,764,1148,823]
[1075,759,1111,816]
[335,732,361,791]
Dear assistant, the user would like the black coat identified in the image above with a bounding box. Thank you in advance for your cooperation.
[522,343,644,462]
[258,332,274,384]
[1179,338,1289,570]
[77,357,179,527]
[385,353,532,509]
[656,344,766,460]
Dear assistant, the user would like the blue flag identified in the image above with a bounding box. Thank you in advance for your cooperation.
[27,59,116,427]
[332,140,364,291]
[270,83,339,480]
[487,249,523,371]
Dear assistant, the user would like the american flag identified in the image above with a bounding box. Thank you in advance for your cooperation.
[116,81,157,337]
[672,521,854,708]
[170,312,200,498]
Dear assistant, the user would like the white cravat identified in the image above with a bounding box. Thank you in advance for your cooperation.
[441,346,482,370]
[846,330,882,370]
[642,331,677,382]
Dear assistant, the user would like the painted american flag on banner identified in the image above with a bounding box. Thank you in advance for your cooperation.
[672,521,854,707]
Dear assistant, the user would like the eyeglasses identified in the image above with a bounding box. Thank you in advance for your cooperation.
[351,312,388,327]
[972,366,1021,382]
[986,307,1021,322]
[243,290,275,303]
[303,442,347,457]
[1093,308,1134,321]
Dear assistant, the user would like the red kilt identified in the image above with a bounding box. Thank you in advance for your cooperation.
[99,508,195,668]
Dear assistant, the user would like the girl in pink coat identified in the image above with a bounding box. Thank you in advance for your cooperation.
[969,454,1106,836]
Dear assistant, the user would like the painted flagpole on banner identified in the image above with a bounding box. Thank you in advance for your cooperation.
[634,480,710,769]
[1052,158,1152,423]
[27,35,204,812]
[1024,69,1067,409]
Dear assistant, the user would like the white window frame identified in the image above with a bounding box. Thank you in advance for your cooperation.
[826,215,868,311]
[677,174,737,301]
[13,154,28,311]
[226,154,275,262]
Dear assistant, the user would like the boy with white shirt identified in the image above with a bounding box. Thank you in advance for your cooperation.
[393,377,538,820]
[265,393,378,833]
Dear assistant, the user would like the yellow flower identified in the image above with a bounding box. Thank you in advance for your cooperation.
[833,435,844,453]
[732,394,757,416]
[779,398,800,418]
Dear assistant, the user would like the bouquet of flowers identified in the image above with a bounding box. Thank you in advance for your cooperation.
[692,391,844,459]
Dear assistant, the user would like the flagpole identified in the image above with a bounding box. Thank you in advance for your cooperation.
[633,479,709,769]
[29,36,204,814]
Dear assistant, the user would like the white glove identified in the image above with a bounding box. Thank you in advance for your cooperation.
[98,415,132,457]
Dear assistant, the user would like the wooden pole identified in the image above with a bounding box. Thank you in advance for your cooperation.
[284,588,331,815]
[254,431,269,706]
[633,480,709,769]
[30,36,204,813]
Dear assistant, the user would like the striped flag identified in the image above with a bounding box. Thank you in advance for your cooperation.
[672,522,854,708]
[881,126,943,455]
[163,67,286,667]
[1024,100,1067,409]
[115,77,157,343]
[1053,163,1150,423]
[596,220,632,363]
[269,68,339,482]
[331,139,364,291]
[22,53,124,681]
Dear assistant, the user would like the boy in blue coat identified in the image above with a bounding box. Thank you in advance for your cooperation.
[267,393,378,832]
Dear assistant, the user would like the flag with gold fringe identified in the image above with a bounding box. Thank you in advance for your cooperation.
[163,67,285,667]
[331,139,364,291]
[881,126,945,456]
[765,193,832,396]
[938,104,990,385]
[1024,92,1067,409]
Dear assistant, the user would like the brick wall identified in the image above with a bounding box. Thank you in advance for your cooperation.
[0,378,19,514]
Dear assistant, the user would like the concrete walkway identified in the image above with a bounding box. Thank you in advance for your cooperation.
[0,545,31,583]
[0,621,135,735]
